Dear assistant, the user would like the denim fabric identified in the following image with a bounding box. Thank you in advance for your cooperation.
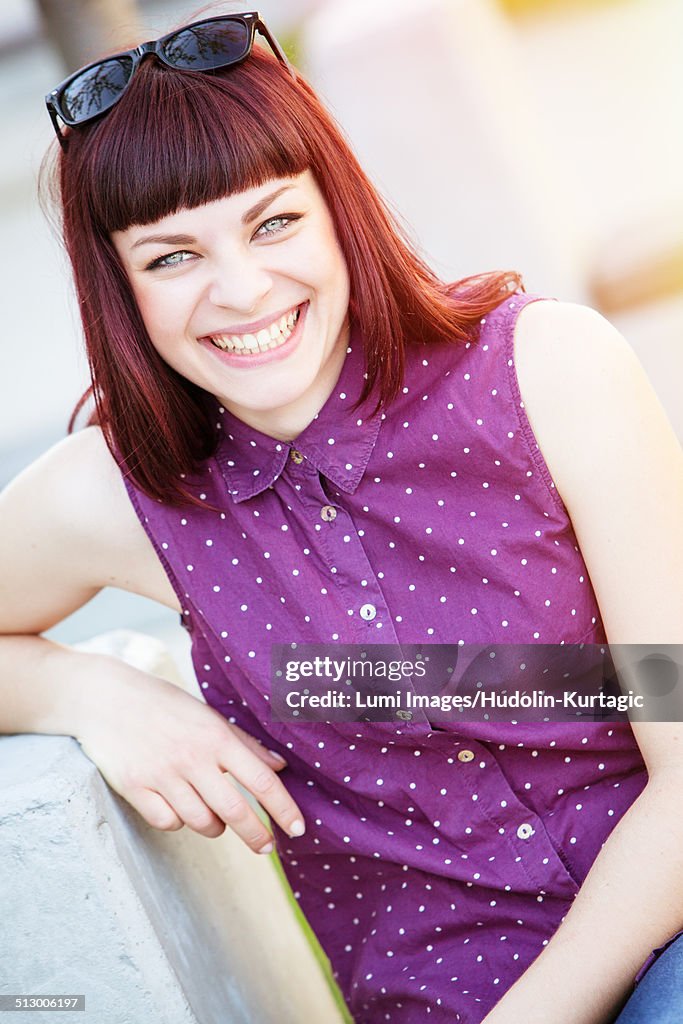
[616,933,683,1024]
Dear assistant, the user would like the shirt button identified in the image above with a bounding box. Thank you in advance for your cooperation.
[396,709,413,721]
[320,504,337,522]
[516,823,535,840]
[457,749,475,763]
[290,449,304,464]
[360,603,377,621]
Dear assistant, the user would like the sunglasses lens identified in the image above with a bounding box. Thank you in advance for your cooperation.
[162,19,250,70]
[60,56,134,122]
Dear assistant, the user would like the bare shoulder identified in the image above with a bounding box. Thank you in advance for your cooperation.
[513,298,638,375]
[4,425,140,556]
[511,298,646,504]
[512,300,683,648]
[0,427,180,633]
[11,424,131,521]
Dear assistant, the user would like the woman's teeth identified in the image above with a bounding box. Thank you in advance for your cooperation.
[210,307,300,354]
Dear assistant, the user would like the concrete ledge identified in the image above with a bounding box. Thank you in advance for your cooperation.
[0,635,345,1023]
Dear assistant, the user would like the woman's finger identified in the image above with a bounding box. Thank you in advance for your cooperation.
[129,788,184,832]
[157,779,228,839]
[185,769,277,852]
[215,735,305,842]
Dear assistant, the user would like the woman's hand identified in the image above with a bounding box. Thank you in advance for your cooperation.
[75,655,304,853]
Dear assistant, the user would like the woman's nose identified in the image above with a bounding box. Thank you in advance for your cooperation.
[206,255,273,314]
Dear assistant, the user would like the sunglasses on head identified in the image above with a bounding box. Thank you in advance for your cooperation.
[45,11,294,149]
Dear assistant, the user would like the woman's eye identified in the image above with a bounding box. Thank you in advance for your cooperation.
[146,250,195,270]
[254,214,300,239]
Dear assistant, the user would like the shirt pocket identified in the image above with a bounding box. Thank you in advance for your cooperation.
[397,729,583,899]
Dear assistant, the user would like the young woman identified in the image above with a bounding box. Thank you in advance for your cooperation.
[2,12,683,1024]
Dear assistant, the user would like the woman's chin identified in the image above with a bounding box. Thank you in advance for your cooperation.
[218,382,319,436]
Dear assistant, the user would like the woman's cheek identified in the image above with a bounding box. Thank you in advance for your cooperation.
[135,293,187,350]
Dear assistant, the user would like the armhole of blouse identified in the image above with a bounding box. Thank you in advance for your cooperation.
[120,472,192,624]
[503,295,570,517]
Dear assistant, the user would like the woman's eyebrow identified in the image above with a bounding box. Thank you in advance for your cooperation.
[131,232,196,250]
[130,185,297,250]
[241,184,296,224]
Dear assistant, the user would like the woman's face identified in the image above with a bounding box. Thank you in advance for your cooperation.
[111,170,351,439]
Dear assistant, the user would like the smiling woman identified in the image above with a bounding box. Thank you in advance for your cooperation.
[44,21,517,506]
[111,173,352,440]
[3,10,683,1024]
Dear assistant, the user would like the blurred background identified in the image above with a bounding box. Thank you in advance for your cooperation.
[2,0,682,653]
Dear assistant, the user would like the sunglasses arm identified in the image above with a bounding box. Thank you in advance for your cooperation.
[45,97,69,150]
[256,20,298,81]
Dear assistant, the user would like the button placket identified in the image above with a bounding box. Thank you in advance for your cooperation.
[284,466,427,731]
[297,473,394,641]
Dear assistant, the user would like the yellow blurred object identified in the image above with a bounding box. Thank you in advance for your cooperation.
[498,0,625,15]
[588,207,683,314]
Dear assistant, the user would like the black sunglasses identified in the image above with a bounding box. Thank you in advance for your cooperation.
[45,11,294,149]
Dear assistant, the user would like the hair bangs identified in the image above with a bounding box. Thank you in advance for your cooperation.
[74,51,311,235]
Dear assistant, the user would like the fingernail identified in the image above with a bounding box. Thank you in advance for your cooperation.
[258,841,274,855]
[289,819,306,837]
[268,749,287,765]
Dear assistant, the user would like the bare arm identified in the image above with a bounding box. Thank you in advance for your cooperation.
[0,427,306,850]
[0,425,177,734]
[482,301,683,1023]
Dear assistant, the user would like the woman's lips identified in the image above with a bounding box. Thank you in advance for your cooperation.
[199,302,308,368]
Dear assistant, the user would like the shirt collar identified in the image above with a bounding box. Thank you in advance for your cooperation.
[214,325,383,503]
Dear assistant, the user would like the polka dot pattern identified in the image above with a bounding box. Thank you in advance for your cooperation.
[122,293,647,1023]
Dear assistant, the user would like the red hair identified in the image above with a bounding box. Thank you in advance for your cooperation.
[44,45,523,505]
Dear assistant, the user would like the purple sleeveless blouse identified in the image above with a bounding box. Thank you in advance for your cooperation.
[123,293,647,1023]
